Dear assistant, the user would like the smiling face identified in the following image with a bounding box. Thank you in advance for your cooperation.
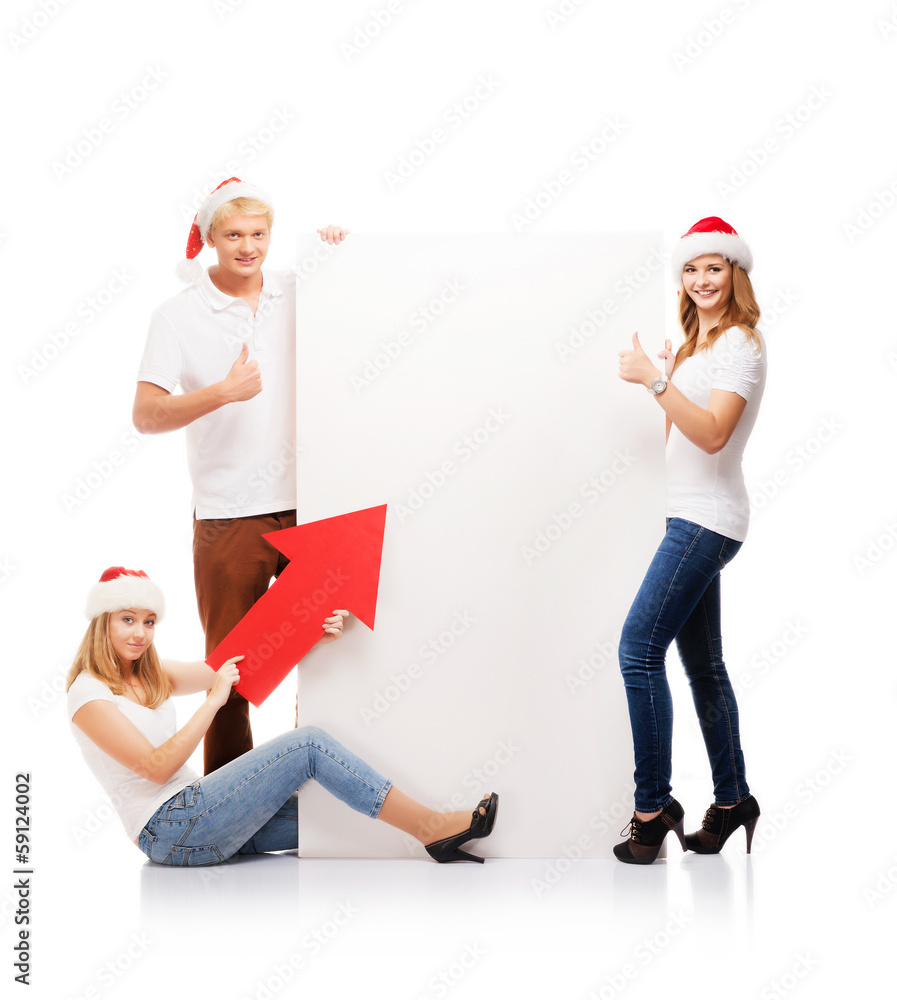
[108,608,156,665]
[205,212,270,282]
[682,254,733,317]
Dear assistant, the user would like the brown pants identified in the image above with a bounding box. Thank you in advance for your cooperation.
[193,509,297,774]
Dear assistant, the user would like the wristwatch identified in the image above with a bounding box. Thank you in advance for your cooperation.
[647,373,668,395]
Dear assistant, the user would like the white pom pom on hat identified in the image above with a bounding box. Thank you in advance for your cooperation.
[178,176,273,283]
[671,216,753,281]
[85,567,165,620]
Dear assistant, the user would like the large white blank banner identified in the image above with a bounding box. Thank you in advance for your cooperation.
[294,233,664,858]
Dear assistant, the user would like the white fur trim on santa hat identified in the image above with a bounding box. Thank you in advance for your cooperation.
[196,181,273,242]
[85,570,165,621]
[671,231,753,280]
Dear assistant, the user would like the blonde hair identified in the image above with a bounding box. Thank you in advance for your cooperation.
[66,612,172,709]
[208,196,274,238]
[673,261,762,373]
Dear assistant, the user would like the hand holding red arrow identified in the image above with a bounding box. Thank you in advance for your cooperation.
[206,504,387,707]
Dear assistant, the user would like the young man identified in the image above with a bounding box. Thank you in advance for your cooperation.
[133,177,348,773]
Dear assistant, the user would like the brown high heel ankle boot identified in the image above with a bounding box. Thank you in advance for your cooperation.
[613,799,686,865]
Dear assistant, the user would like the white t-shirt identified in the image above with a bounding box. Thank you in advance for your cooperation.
[137,268,297,519]
[666,327,766,542]
[67,672,198,843]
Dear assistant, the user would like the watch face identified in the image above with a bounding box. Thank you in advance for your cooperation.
[651,377,666,394]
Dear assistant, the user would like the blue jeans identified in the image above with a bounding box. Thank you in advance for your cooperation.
[138,726,392,866]
[619,518,750,812]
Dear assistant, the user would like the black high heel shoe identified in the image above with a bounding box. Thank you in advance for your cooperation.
[425,793,499,863]
[684,795,760,854]
[613,799,686,865]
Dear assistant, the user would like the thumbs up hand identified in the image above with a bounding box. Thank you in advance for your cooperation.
[618,331,661,387]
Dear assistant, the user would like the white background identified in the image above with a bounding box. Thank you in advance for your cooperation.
[3,1,895,998]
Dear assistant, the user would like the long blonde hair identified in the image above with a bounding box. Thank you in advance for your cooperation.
[673,262,762,374]
[65,612,172,708]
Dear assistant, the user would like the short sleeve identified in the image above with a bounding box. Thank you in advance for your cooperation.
[67,673,115,721]
[709,328,764,402]
[136,309,183,393]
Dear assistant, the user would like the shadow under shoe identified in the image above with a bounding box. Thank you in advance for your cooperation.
[425,793,499,864]
[684,795,760,854]
[613,799,686,865]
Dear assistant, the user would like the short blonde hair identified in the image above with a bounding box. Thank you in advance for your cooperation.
[207,196,274,239]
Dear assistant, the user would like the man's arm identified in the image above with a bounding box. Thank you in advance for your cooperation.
[133,343,262,434]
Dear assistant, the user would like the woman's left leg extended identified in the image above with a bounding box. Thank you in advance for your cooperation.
[139,726,392,865]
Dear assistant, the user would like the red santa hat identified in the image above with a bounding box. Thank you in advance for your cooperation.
[671,216,753,280]
[177,176,272,283]
[85,567,165,620]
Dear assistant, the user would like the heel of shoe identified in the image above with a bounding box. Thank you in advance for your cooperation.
[744,816,758,854]
[671,817,687,852]
[426,842,484,864]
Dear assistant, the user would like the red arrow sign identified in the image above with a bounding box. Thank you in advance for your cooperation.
[206,504,387,706]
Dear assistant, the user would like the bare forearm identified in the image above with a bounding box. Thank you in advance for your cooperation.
[133,382,230,434]
[653,381,727,454]
[141,697,220,783]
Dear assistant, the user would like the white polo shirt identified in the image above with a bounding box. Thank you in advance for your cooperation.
[137,268,297,519]
[666,327,766,542]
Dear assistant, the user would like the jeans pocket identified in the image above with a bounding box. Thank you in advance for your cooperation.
[158,844,225,867]
[717,537,743,569]
[165,781,200,817]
